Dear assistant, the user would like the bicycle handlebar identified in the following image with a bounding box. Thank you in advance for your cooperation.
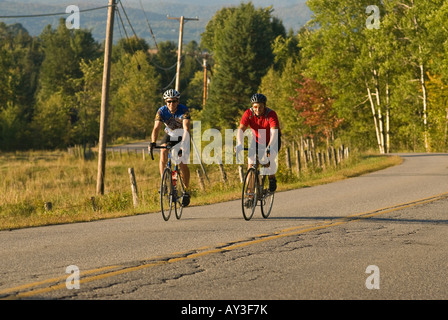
[149,144,171,161]
[235,146,270,165]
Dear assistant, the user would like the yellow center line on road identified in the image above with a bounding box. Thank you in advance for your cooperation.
[3,191,448,299]
[0,265,122,298]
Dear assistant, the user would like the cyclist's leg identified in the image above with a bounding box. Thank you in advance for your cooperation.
[267,136,281,191]
[179,162,190,189]
[179,163,190,206]
[169,135,191,206]
[246,157,256,194]
[172,133,189,190]
[159,134,171,177]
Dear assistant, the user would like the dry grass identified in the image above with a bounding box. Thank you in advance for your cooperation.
[0,148,401,230]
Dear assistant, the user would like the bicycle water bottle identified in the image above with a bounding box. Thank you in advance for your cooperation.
[172,170,177,187]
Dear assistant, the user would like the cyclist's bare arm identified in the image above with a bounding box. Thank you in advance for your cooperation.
[268,126,279,149]
[151,120,164,144]
[236,123,247,146]
[181,118,191,144]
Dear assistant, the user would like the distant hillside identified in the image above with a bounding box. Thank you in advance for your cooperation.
[0,0,312,45]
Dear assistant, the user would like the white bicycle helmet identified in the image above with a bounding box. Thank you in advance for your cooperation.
[163,89,181,100]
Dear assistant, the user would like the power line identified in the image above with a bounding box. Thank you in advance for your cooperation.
[138,0,159,51]
[115,1,178,91]
[118,1,139,43]
[0,5,112,19]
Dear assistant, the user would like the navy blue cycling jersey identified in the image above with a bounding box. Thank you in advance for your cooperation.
[155,104,190,136]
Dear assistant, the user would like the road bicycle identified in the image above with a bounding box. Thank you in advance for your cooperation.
[237,147,275,221]
[150,144,186,221]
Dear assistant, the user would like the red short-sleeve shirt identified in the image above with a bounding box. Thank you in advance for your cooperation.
[240,108,280,145]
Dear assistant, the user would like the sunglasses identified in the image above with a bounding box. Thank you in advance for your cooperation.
[166,100,178,104]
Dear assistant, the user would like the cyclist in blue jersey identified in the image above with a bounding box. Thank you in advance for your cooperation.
[149,89,191,206]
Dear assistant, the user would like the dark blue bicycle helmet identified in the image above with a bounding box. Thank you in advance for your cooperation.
[250,93,267,104]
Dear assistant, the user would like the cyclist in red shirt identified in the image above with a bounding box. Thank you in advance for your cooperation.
[235,93,281,192]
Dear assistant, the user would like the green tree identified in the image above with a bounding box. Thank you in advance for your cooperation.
[71,58,104,148]
[427,0,448,82]
[32,93,73,149]
[36,19,100,99]
[298,0,445,153]
[0,23,42,150]
[113,36,149,61]
[109,50,161,141]
[178,40,203,105]
[149,40,178,93]
[200,2,285,129]
[299,0,383,151]
[32,19,100,149]
[259,58,303,143]
[272,29,300,72]
[383,0,442,152]
[185,70,206,113]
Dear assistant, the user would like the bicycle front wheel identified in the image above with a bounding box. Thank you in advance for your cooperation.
[161,168,173,221]
[174,171,186,220]
[242,168,258,221]
[260,175,274,219]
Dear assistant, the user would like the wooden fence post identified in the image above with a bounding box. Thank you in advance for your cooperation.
[317,151,322,168]
[44,202,52,211]
[196,169,205,191]
[285,147,291,170]
[303,150,308,170]
[296,150,301,176]
[332,147,338,167]
[218,163,227,183]
[128,167,138,208]
[90,196,97,211]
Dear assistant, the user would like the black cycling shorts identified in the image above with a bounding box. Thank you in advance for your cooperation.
[160,133,182,147]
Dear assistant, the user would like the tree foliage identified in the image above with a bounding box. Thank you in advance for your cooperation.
[1,1,448,153]
[298,0,448,152]
[292,76,342,143]
[200,2,285,129]
[0,22,42,150]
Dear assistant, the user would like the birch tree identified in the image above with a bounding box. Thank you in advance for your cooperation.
[389,0,442,152]
[301,0,389,152]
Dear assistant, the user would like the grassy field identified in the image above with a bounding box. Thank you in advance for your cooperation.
[0,147,402,230]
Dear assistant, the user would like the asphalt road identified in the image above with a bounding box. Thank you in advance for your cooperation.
[1,153,448,303]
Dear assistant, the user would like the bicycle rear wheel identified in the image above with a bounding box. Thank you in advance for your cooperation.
[161,168,173,221]
[174,171,186,220]
[260,175,274,219]
[242,168,258,221]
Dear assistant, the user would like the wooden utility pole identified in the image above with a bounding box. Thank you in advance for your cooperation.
[202,53,208,107]
[96,0,116,195]
[167,15,198,91]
